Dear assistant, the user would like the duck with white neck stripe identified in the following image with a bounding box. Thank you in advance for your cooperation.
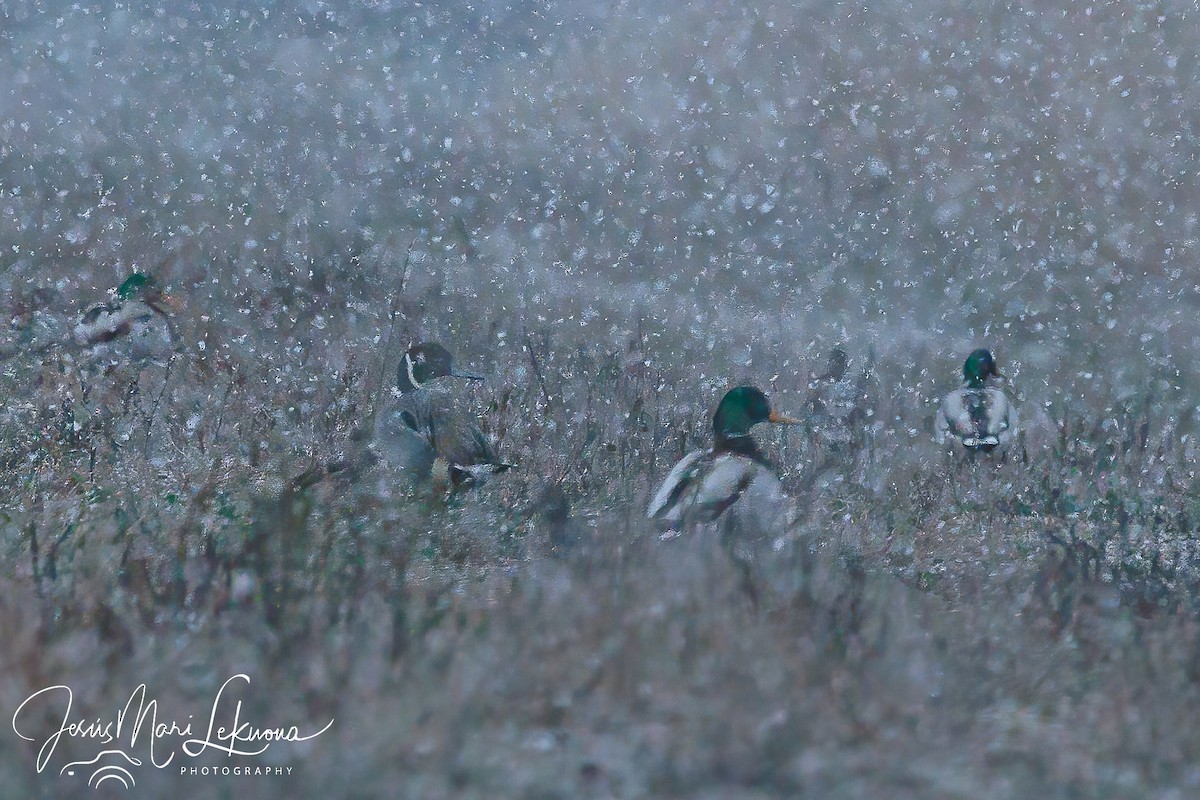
[374,342,514,487]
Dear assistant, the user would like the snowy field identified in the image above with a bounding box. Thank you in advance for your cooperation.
[3,2,1200,797]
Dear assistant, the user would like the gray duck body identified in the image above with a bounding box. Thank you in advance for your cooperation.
[373,343,511,486]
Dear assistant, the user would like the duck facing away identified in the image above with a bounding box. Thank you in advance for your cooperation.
[73,272,178,361]
[374,342,514,487]
[647,386,800,531]
[936,348,1017,452]
[806,346,874,450]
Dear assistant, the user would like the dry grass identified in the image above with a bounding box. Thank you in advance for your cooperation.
[3,302,1200,799]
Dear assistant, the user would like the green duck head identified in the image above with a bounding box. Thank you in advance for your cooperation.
[116,271,177,313]
[117,272,154,300]
[963,348,1003,388]
[398,342,484,393]
[712,386,799,442]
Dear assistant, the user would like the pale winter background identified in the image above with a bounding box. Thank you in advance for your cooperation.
[2,1,1200,798]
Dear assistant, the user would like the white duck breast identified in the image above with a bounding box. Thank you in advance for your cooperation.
[719,462,795,543]
[648,450,784,529]
[697,453,766,513]
[938,387,1017,447]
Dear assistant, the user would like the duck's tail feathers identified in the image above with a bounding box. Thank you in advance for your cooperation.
[450,461,517,486]
[960,434,1000,451]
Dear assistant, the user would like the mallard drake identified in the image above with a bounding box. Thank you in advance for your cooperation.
[72,272,178,360]
[936,348,1017,451]
[647,386,800,531]
[374,342,514,487]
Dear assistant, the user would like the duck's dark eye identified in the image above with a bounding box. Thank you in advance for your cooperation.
[400,411,418,431]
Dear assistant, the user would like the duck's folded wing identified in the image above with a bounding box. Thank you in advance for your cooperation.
[944,389,1008,441]
[416,385,503,469]
[986,389,1018,441]
[937,392,970,442]
[437,416,500,468]
[694,454,759,521]
[74,302,152,346]
[647,450,706,520]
